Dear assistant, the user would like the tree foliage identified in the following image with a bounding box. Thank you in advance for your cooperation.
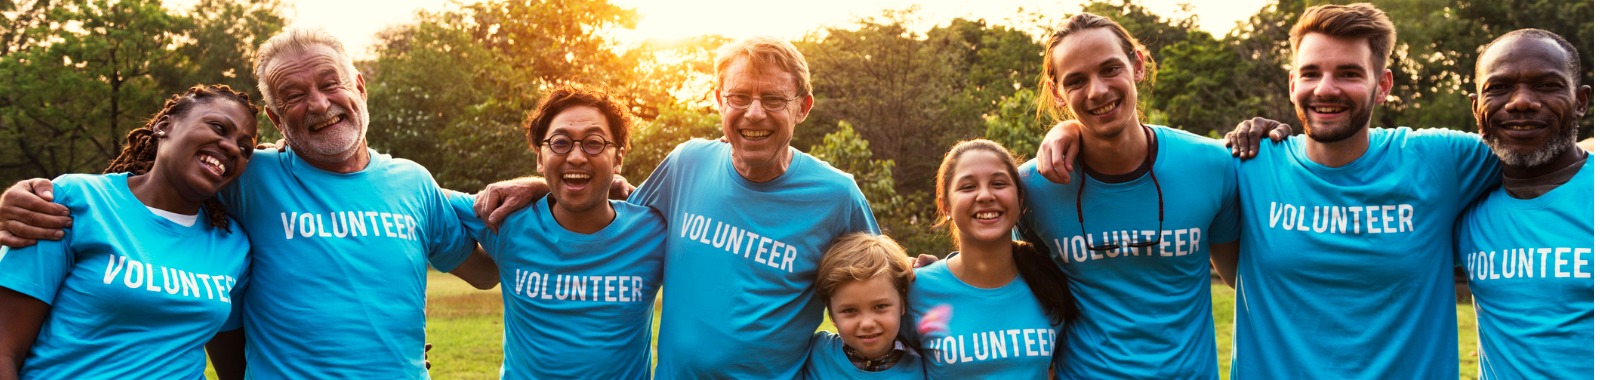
[0,0,284,183]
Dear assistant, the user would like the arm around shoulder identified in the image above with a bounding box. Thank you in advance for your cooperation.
[1209,241,1240,288]
[449,246,499,290]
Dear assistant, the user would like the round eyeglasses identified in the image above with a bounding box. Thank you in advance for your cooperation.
[541,135,617,156]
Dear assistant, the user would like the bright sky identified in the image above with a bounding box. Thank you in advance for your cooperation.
[164,0,1271,60]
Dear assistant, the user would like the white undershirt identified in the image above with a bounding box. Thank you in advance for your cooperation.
[146,206,198,227]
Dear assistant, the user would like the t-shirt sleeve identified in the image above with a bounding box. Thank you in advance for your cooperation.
[1419,128,1502,201]
[220,258,250,331]
[1208,158,1242,244]
[843,185,880,235]
[422,185,476,272]
[445,191,497,261]
[628,141,690,213]
[0,181,76,304]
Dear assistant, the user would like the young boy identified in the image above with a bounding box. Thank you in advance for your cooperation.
[804,233,924,378]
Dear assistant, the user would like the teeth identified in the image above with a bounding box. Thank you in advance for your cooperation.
[1087,101,1117,115]
[740,130,772,139]
[975,211,1000,220]
[1313,107,1342,113]
[311,115,340,130]
[561,173,591,180]
[201,155,225,175]
[1503,125,1539,131]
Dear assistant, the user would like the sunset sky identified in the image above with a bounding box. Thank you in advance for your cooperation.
[165,0,1273,59]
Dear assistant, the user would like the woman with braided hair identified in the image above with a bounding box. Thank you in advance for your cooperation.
[0,84,259,379]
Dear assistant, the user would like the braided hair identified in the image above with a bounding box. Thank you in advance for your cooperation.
[104,84,261,232]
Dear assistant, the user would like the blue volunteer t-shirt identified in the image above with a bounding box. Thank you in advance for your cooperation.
[802,331,925,379]
[1019,125,1238,379]
[630,139,879,379]
[448,193,666,379]
[218,148,474,379]
[1456,155,1594,379]
[905,255,1061,379]
[1232,128,1499,379]
[0,173,249,379]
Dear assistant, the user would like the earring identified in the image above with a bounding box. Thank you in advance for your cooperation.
[156,131,167,138]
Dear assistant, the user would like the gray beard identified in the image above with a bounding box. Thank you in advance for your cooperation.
[1487,125,1577,168]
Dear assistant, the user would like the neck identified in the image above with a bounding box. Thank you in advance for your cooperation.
[1504,145,1586,179]
[127,172,201,215]
[733,149,792,183]
[951,238,1016,288]
[1304,128,1370,167]
[1081,123,1148,175]
[550,201,617,234]
[302,146,371,174]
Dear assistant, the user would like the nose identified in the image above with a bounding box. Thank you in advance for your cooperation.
[220,138,243,158]
[1087,77,1111,104]
[859,316,881,332]
[564,145,591,164]
[976,186,996,203]
[1504,85,1542,113]
[1311,75,1341,98]
[741,100,768,120]
[305,89,331,115]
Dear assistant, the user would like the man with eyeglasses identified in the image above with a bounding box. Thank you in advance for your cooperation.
[473,36,878,379]
[443,84,669,378]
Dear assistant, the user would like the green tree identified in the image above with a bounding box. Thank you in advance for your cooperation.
[363,0,647,190]
[1,0,184,181]
[808,121,941,256]
[983,89,1045,159]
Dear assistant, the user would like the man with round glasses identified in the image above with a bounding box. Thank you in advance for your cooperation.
[444,84,669,378]
[474,36,878,379]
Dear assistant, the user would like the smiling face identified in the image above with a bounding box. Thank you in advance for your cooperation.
[1049,27,1145,137]
[827,273,904,358]
[261,44,370,167]
[539,106,621,223]
[942,150,1022,246]
[1290,33,1393,143]
[152,98,258,202]
[717,56,813,182]
[1473,35,1591,168]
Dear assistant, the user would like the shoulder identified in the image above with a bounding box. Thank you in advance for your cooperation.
[612,200,669,232]
[791,150,864,190]
[49,173,116,207]
[51,172,108,190]
[1153,125,1228,153]
[811,330,841,347]
[369,151,434,177]
[673,138,727,159]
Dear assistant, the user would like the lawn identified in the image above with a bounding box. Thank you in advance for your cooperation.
[211,273,1481,379]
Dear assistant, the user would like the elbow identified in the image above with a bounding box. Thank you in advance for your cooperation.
[470,277,500,290]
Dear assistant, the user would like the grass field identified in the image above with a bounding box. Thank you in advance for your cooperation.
[212,272,1481,379]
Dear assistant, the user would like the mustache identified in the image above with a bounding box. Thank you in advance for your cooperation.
[300,105,349,129]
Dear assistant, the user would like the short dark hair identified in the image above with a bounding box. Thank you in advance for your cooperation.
[1479,28,1584,83]
[1290,3,1396,73]
[523,84,633,153]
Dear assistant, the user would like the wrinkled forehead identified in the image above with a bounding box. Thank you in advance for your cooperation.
[261,45,350,88]
[719,55,798,93]
[1477,36,1571,81]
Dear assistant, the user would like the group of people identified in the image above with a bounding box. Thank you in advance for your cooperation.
[0,2,1589,379]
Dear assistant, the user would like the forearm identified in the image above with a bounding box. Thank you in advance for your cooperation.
[449,246,500,290]
[1209,241,1240,288]
[0,288,48,379]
